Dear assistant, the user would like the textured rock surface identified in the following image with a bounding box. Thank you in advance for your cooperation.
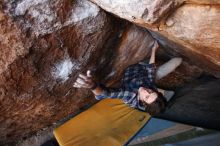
[0,0,217,145]
[154,4,220,77]
[0,0,122,144]
[99,24,203,89]
[100,24,155,86]
[90,0,184,28]
[0,6,30,74]
[90,0,220,77]
[186,0,220,4]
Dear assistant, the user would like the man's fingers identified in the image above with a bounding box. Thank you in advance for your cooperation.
[73,83,81,88]
[73,84,87,88]
[73,82,82,88]
[79,74,90,81]
[77,76,93,84]
[73,71,94,88]
[76,77,87,85]
[74,82,90,88]
[75,78,91,87]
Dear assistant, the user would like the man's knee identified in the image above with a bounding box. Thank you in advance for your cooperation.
[156,57,182,80]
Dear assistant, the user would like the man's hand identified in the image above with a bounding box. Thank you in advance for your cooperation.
[152,40,159,52]
[73,70,96,89]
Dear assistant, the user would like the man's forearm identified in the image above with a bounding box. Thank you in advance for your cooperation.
[149,49,156,64]
[149,41,158,64]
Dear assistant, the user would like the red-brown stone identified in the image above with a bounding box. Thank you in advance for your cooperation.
[0,0,215,145]
[0,0,122,144]
[90,0,220,77]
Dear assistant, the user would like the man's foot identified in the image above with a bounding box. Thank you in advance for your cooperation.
[158,88,175,101]
[164,90,175,101]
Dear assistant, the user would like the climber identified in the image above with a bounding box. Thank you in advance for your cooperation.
[73,41,182,115]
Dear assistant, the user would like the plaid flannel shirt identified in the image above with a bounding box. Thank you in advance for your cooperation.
[95,61,157,111]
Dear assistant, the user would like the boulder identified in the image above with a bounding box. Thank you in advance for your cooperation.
[0,0,214,144]
[100,24,155,86]
[90,0,220,77]
[0,7,30,74]
[0,0,122,144]
[90,0,184,28]
[99,24,203,88]
[153,4,220,77]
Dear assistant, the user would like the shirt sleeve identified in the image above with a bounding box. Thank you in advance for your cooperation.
[95,84,134,100]
[146,63,156,83]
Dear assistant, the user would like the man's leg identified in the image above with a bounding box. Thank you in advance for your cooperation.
[156,57,182,101]
[156,57,182,80]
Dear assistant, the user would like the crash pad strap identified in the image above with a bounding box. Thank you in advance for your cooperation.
[53,99,150,146]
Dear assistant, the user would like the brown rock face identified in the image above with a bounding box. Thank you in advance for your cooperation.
[185,0,220,4]
[90,0,220,77]
[0,0,181,144]
[90,0,184,28]
[99,24,203,89]
[0,0,123,144]
[0,0,217,145]
[101,24,155,86]
[0,8,30,74]
[154,4,220,77]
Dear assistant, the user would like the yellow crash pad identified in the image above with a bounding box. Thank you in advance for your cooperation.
[54,99,150,146]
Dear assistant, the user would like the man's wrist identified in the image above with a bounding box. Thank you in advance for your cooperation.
[90,82,98,90]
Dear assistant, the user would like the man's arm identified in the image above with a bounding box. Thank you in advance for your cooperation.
[93,85,134,100]
[149,40,158,64]
[73,70,134,100]
[146,40,158,83]
[156,58,182,80]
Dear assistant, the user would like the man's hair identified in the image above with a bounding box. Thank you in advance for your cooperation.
[143,92,167,115]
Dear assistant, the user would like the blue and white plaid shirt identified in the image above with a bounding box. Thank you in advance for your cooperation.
[95,61,157,111]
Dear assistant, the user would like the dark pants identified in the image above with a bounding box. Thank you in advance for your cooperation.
[156,76,220,130]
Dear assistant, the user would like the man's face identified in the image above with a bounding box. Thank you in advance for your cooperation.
[138,87,158,104]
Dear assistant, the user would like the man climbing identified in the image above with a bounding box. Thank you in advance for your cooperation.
[73,41,182,115]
